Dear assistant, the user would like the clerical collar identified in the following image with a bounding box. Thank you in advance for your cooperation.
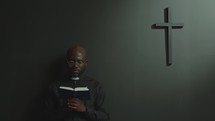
[70,76,80,81]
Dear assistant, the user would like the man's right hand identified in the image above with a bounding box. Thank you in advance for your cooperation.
[67,98,86,112]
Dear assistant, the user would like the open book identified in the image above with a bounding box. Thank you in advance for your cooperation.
[58,86,90,100]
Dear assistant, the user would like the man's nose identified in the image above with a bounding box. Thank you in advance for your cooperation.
[74,62,79,67]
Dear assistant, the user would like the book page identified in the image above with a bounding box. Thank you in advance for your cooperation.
[74,87,89,91]
[59,86,74,91]
[59,86,89,91]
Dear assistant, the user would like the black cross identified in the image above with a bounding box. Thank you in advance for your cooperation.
[154,7,184,66]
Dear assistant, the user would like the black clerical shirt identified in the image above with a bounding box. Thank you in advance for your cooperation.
[45,75,109,121]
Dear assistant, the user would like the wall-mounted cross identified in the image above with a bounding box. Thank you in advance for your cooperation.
[154,7,184,66]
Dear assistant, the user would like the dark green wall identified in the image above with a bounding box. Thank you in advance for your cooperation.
[1,0,215,121]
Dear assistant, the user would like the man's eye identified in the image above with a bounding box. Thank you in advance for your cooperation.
[77,61,84,64]
[67,60,84,64]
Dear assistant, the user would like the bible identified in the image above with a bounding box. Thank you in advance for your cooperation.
[59,86,90,100]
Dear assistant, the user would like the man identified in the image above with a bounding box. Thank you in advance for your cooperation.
[45,46,109,121]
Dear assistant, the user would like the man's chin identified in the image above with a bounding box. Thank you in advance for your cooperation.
[71,70,84,77]
[72,73,80,77]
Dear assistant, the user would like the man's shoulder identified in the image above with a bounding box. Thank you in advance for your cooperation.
[82,75,103,88]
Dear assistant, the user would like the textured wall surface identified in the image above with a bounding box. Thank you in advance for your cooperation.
[1,0,215,121]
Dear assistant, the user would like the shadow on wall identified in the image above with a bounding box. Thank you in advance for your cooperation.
[25,56,68,121]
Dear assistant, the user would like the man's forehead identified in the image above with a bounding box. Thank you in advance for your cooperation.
[68,51,83,57]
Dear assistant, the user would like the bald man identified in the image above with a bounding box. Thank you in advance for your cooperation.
[45,46,109,121]
[66,46,88,78]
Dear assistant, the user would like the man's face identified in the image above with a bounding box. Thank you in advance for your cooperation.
[67,51,88,77]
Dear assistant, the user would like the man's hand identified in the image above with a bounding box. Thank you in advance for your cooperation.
[67,98,86,112]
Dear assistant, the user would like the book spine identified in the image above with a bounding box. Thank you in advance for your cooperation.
[74,80,77,97]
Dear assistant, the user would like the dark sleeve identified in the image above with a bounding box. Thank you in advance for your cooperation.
[43,83,62,121]
[84,83,110,121]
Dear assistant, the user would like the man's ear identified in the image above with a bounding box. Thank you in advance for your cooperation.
[85,60,88,67]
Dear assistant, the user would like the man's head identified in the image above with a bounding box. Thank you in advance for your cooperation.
[66,46,88,77]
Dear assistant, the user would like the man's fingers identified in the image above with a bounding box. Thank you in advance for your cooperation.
[68,103,78,110]
[67,98,86,112]
[68,105,77,109]
[68,98,83,104]
[68,101,78,106]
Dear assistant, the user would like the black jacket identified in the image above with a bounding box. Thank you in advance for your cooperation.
[45,75,109,121]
